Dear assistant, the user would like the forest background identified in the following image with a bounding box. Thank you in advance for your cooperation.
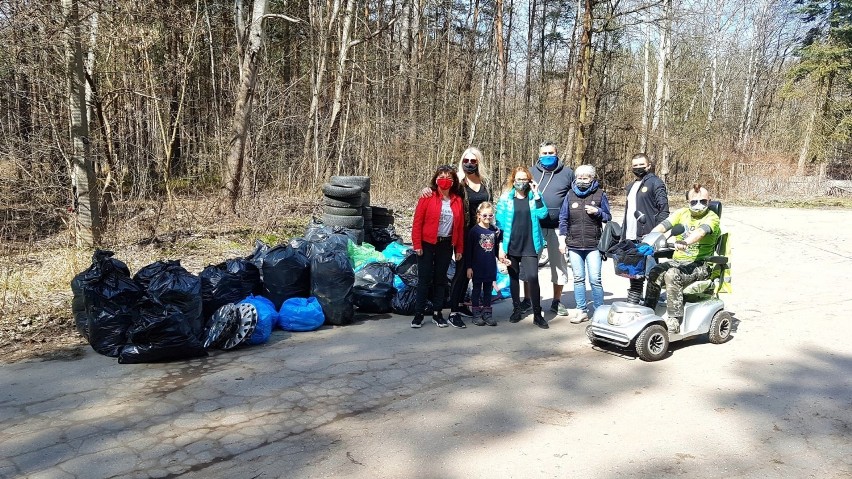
[1,0,852,359]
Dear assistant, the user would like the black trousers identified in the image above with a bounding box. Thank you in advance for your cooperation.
[415,240,454,314]
[448,244,470,312]
[508,255,541,310]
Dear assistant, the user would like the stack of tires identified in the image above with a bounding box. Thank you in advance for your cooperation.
[371,206,395,228]
[322,176,371,244]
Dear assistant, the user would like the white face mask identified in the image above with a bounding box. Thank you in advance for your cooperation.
[689,199,709,215]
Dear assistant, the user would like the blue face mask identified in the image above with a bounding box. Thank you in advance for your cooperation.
[539,154,558,170]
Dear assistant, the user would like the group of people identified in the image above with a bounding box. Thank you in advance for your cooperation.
[410,143,721,334]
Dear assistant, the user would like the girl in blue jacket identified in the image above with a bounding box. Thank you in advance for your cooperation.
[495,166,550,329]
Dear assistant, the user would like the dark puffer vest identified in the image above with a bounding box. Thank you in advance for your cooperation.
[564,188,604,250]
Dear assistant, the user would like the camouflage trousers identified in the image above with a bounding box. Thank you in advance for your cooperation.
[643,260,711,318]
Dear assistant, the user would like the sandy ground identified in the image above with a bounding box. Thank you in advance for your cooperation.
[1,205,850,478]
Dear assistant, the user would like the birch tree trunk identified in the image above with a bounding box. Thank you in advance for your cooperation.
[223,0,268,213]
[63,0,101,246]
[324,0,356,157]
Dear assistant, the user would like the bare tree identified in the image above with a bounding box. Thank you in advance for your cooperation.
[62,0,100,246]
[223,0,269,213]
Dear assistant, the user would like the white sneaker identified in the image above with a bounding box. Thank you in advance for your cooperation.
[569,310,589,323]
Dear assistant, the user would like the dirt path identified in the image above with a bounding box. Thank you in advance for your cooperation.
[1,206,850,478]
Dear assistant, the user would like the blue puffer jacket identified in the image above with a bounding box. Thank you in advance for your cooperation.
[495,188,549,255]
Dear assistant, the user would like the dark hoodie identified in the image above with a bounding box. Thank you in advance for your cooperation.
[531,161,575,229]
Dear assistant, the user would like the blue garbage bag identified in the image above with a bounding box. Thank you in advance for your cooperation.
[382,241,411,266]
[279,297,325,332]
[491,270,511,299]
[239,294,278,344]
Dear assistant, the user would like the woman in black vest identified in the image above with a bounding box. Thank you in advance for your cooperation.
[557,165,612,323]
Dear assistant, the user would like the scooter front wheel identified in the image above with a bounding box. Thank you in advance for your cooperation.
[708,310,733,344]
[635,324,669,361]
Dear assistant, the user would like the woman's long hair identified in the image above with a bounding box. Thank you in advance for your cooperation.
[457,147,490,187]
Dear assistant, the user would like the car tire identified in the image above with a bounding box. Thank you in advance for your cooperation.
[708,310,733,344]
[330,175,370,192]
[361,191,371,207]
[635,324,669,361]
[324,205,362,216]
[324,195,363,208]
[322,183,362,198]
[323,214,364,229]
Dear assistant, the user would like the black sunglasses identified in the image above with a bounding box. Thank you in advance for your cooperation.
[463,157,478,164]
[689,199,709,206]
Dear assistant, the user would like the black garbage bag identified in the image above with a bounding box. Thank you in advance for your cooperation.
[352,283,396,313]
[391,286,431,316]
[119,304,207,363]
[370,224,401,251]
[246,239,270,269]
[354,261,396,287]
[119,261,207,363]
[396,252,419,287]
[301,233,349,259]
[70,250,142,357]
[71,250,132,341]
[305,218,362,245]
[289,237,313,259]
[310,251,355,325]
[261,244,311,309]
[200,258,261,320]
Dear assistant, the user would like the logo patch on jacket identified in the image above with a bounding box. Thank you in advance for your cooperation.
[479,233,496,252]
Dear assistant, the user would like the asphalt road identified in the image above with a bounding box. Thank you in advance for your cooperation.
[1,206,850,478]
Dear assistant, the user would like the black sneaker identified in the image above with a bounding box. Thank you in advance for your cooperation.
[533,309,549,329]
[411,313,424,329]
[457,304,474,317]
[519,298,532,313]
[432,312,449,328]
[509,305,523,323]
[447,312,466,329]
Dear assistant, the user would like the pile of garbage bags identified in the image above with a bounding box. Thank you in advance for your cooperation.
[71,220,409,363]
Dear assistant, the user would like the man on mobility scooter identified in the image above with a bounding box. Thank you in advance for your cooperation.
[586,183,732,361]
[643,184,721,334]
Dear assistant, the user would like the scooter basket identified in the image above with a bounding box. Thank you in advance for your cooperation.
[608,240,650,279]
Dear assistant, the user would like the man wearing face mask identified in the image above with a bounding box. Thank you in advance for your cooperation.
[642,184,720,334]
[623,153,669,304]
[529,141,575,316]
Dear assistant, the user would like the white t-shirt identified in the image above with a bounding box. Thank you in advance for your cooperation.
[625,182,641,240]
[437,198,453,236]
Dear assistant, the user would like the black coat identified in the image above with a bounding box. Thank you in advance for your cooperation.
[622,173,669,239]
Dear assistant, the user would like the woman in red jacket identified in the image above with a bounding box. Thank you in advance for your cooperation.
[410,165,465,329]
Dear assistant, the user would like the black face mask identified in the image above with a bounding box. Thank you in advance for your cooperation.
[462,163,478,174]
[632,167,647,178]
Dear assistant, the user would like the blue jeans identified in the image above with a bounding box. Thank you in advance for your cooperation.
[567,249,603,311]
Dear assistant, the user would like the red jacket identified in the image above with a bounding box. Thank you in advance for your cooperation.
[411,193,465,254]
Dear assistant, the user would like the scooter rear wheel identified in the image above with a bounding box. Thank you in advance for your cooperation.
[708,310,733,344]
[635,324,669,361]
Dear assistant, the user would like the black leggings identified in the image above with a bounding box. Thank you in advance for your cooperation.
[471,280,492,308]
[507,255,541,310]
[415,240,454,314]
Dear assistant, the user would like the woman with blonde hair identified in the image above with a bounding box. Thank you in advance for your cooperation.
[445,147,494,328]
